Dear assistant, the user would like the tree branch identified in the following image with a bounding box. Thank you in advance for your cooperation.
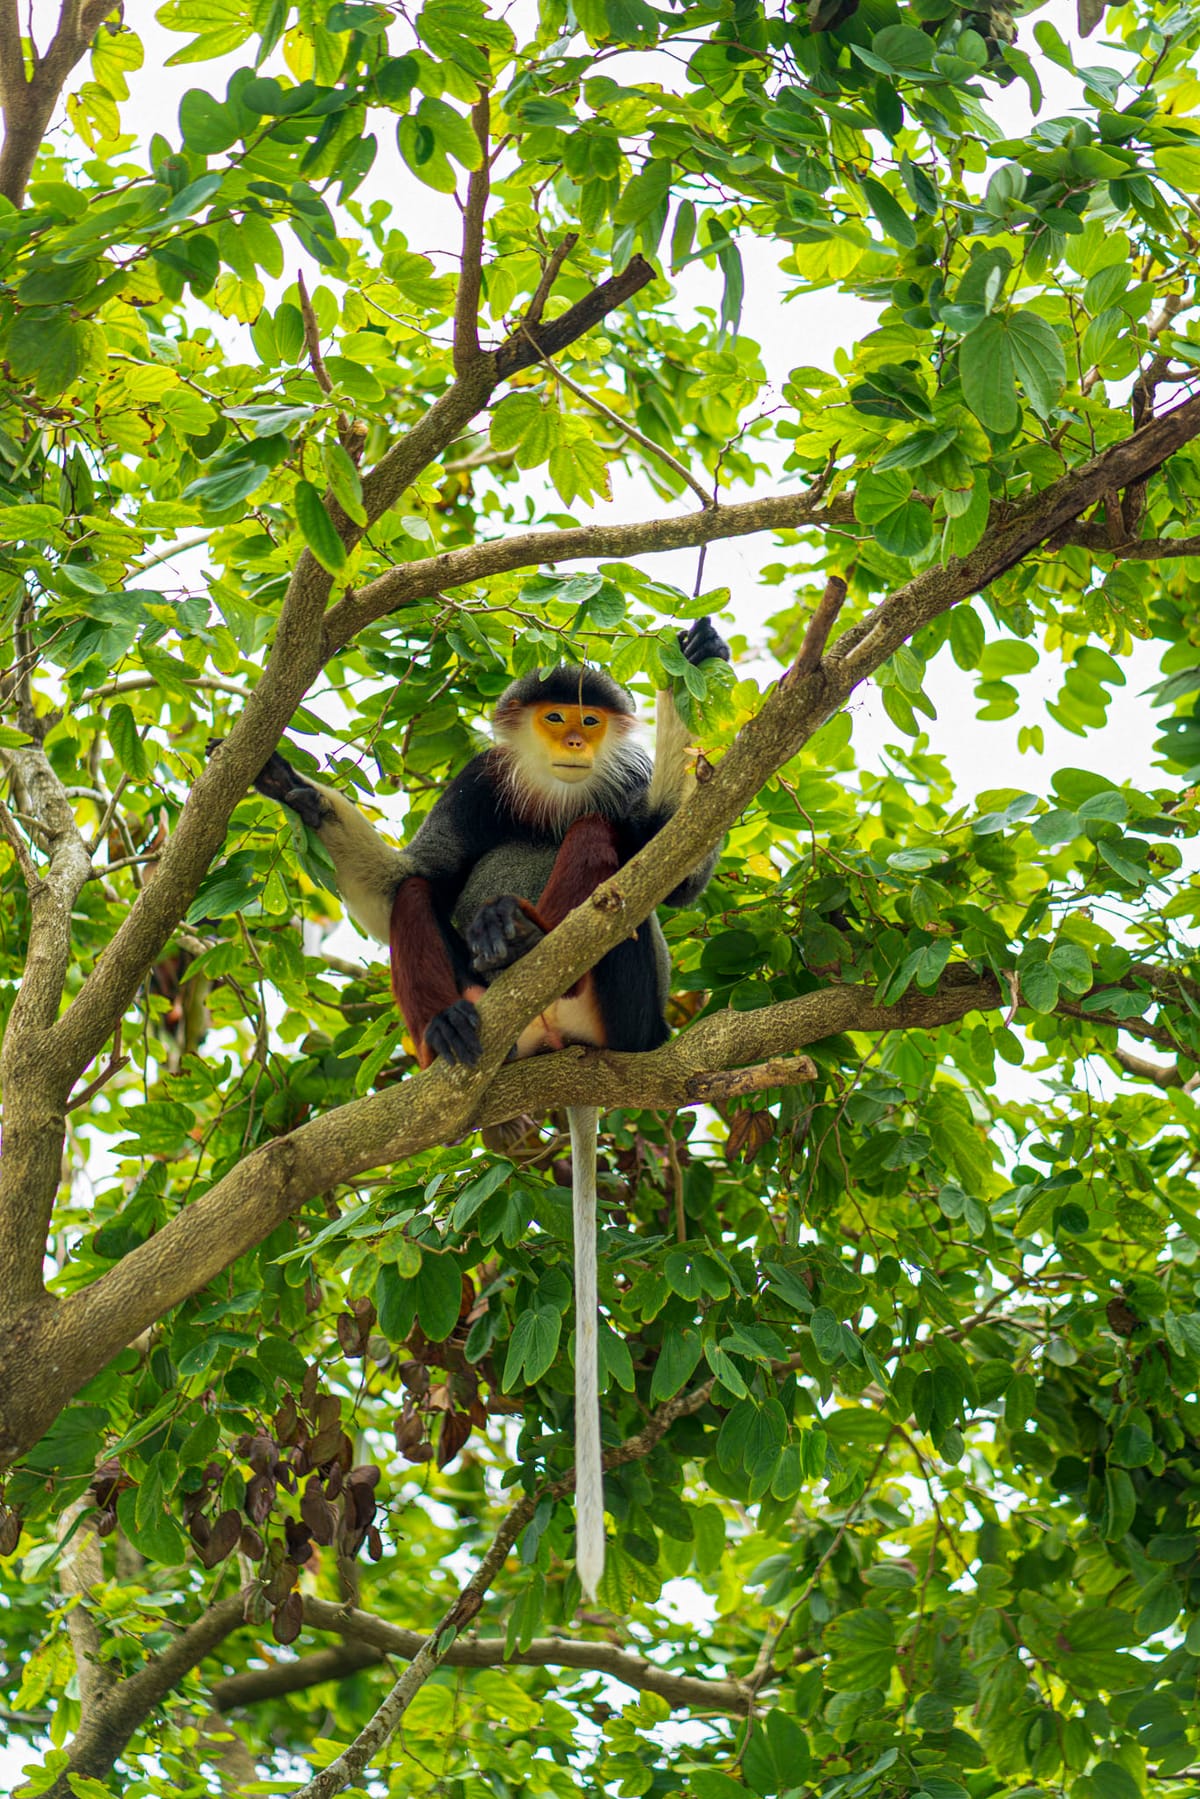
[520,321,714,507]
[453,91,490,374]
[783,574,848,682]
[213,1599,752,1718]
[0,0,116,206]
[324,485,854,650]
[43,1595,245,1799]
[1104,1045,1185,1088]
[58,1503,113,1720]
[525,232,578,329]
[1060,527,1200,560]
[0,743,93,1309]
[289,1360,731,1799]
[0,973,995,1466]
[495,255,655,378]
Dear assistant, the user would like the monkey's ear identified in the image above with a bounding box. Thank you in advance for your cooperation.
[678,617,731,668]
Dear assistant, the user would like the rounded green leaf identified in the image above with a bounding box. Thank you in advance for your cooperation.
[178,89,239,155]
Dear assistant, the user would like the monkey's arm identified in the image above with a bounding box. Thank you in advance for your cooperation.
[245,747,491,1066]
[248,751,412,942]
[637,616,730,906]
[465,815,621,976]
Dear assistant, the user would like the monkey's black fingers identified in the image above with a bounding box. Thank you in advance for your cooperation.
[424,999,482,1067]
[282,785,327,832]
[466,895,544,975]
[244,751,327,831]
[678,616,731,668]
[250,749,304,802]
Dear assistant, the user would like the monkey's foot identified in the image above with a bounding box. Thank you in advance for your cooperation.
[425,999,482,1066]
[679,617,731,667]
[467,895,544,975]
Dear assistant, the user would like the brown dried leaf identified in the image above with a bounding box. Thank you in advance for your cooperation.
[272,1590,303,1645]
[724,1109,775,1163]
[437,1410,472,1470]
[208,1509,243,1563]
[244,1471,276,1526]
[300,1477,338,1546]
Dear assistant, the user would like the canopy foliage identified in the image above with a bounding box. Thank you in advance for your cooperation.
[4,0,1200,1795]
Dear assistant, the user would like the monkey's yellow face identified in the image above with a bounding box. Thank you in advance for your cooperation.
[532,703,610,782]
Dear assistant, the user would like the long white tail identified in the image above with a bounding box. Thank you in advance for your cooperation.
[568,1105,604,1600]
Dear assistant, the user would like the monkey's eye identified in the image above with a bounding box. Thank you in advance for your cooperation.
[582,715,600,727]
[545,711,564,724]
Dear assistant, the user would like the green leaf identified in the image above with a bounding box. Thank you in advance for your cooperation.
[503,1306,562,1389]
[294,479,347,573]
[690,1775,747,1799]
[1091,1765,1142,1799]
[810,1306,843,1364]
[650,1326,703,1403]
[7,310,89,396]
[323,441,367,526]
[451,1160,515,1229]
[1020,961,1059,1012]
[1048,941,1092,995]
[1007,310,1066,418]
[960,315,1018,432]
[418,96,484,170]
[413,1252,464,1342]
[178,88,239,154]
[107,702,149,779]
[854,468,934,558]
[825,1607,896,1691]
[376,1259,418,1341]
[860,175,916,248]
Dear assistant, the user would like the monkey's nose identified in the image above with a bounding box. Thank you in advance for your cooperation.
[564,731,585,748]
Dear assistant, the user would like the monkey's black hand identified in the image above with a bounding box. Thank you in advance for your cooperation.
[424,998,482,1067]
[249,750,327,832]
[467,895,545,976]
[678,616,731,668]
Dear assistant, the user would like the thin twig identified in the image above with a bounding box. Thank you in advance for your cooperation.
[0,788,37,885]
[745,1430,895,1699]
[453,90,491,374]
[297,270,358,455]
[68,1026,128,1112]
[518,321,713,507]
[87,674,253,705]
[86,771,130,859]
[782,575,848,684]
[525,232,579,329]
[135,533,211,572]
[297,269,335,398]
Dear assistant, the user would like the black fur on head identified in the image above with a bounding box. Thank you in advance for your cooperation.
[493,665,636,727]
